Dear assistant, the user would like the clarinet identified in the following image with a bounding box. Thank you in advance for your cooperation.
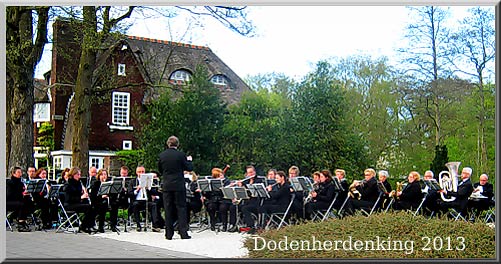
[81,181,91,205]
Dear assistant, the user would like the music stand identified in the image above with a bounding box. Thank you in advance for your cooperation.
[26,179,47,194]
[210,179,224,192]
[252,183,270,199]
[49,184,62,200]
[139,173,155,231]
[289,177,305,192]
[377,181,389,194]
[246,184,259,197]
[425,179,442,192]
[197,179,210,192]
[333,177,344,192]
[97,181,112,196]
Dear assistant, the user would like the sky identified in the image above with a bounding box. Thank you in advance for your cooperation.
[35,5,483,81]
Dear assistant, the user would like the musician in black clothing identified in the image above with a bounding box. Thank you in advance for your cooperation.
[378,170,393,210]
[186,171,203,223]
[288,165,305,220]
[344,168,380,215]
[63,167,97,234]
[28,168,52,229]
[439,167,474,216]
[90,169,119,233]
[468,174,494,218]
[7,167,31,232]
[332,169,349,210]
[158,136,193,240]
[202,168,232,231]
[422,170,441,215]
[305,170,336,219]
[237,165,265,231]
[246,171,291,234]
[393,171,423,210]
[128,167,164,232]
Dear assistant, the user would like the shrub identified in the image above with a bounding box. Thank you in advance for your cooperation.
[244,211,495,259]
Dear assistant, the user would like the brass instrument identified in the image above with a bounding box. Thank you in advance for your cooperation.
[389,181,403,198]
[439,161,461,202]
[348,180,364,200]
[304,182,320,205]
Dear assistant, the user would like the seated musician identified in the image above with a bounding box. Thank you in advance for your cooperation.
[305,170,336,220]
[202,167,231,231]
[378,170,392,210]
[287,165,305,220]
[344,168,379,215]
[468,173,494,218]
[332,169,349,209]
[63,167,97,234]
[90,169,119,233]
[267,169,277,180]
[6,167,31,232]
[57,168,70,184]
[31,168,52,230]
[232,165,265,232]
[128,166,163,232]
[243,171,291,234]
[422,170,441,215]
[186,171,203,224]
[439,167,474,217]
[393,171,423,211]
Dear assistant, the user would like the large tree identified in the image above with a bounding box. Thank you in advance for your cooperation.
[449,7,496,175]
[6,7,49,173]
[64,6,253,176]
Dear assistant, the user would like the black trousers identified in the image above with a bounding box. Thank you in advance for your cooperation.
[65,202,96,229]
[206,200,230,227]
[95,200,119,228]
[6,201,29,221]
[32,195,51,226]
[344,198,376,215]
[305,201,330,219]
[163,191,188,237]
[132,200,162,228]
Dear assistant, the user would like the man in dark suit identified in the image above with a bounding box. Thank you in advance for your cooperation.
[158,136,193,240]
[468,173,494,218]
[440,167,474,217]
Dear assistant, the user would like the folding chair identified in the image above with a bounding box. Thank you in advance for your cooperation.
[359,192,383,217]
[265,193,295,230]
[412,189,429,216]
[52,185,82,234]
[311,192,339,221]
[6,211,15,232]
[484,207,495,223]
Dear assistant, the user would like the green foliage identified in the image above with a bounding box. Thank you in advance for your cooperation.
[245,211,495,258]
[430,145,449,178]
[37,122,55,151]
[139,65,226,174]
[115,149,146,171]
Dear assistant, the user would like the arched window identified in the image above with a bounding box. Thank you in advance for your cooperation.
[210,74,229,86]
[170,69,192,83]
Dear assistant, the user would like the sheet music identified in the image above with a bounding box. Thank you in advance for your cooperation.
[139,173,155,190]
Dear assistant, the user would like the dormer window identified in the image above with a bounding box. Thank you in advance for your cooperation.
[211,74,229,86]
[118,63,126,76]
[170,70,191,83]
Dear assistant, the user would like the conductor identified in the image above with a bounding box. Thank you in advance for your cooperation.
[158,136,193,240]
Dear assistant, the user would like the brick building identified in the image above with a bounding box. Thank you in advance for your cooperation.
[33,19,251,176]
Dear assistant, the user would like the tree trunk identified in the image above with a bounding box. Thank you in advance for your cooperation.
[6,7,49,173]
[71,6,97,176]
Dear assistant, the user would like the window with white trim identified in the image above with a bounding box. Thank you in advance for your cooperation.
[90,157,104,169]
[211,75,228,86]
[112,92,130,126]
[118,63,126,76]
[53,157,62,170]
[123,140,132,150]
[34,103,50,122]
[170,70,191,82]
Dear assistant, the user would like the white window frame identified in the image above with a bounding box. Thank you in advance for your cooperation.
[111,92,130,126]
[123,140,132,150]
[211,75,228,86]
[118,63,126,76]
[90,157,104,169]
[170,70,191,82]
[53,157,62,170]
[34,103,51,122]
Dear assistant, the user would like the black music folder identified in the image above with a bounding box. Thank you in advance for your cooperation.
[97,181,112,196]
[26,179,47,193]
[425,179,442,191]
[197,179,210,192]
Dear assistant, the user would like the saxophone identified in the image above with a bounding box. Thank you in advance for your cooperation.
[348,180,364,200]
[389,182,403,199]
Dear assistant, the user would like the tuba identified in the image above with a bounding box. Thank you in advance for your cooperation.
[438,161,461,202]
